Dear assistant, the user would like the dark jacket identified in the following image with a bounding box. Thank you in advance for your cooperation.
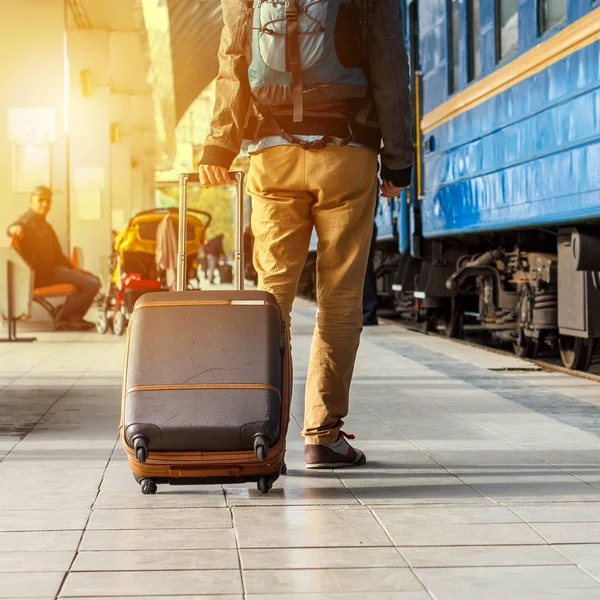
[200,0,414,187]
[8,210,71,286]
[204,236,226,259]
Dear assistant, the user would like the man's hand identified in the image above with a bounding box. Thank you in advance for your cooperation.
[380,180,404,199]
[8,225,23,239]
[198,165,234,189]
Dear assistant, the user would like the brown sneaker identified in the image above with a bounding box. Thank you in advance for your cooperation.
[305,431,367,469]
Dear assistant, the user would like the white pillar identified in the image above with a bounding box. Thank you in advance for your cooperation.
[67,29,112,274]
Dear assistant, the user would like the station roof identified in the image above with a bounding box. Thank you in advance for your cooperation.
[168,0,223,122]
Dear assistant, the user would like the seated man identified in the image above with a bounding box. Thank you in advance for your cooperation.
[7,186,100,331]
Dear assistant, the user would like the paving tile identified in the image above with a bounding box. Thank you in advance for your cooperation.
[233,506,392,548]
[554,545,600,581]
[400,545,573,568]
[529,523,600,544]
[0,551,74,572]
[0,469,104,492]
[337,471,485,505]
[0,437,20,450]
[0,510,89,532]
[243,567,424,595]
[0,491,96,511]
[373,505,522,524]
[61,570,243,597]
[225,479,358,506]
[0,572,64,598]
[4,437,116,451]
[87,508,232,530]
[510,503,600,523]
[0,531,81,552]
[417,448,547,469]
[241,547,406,570]
[458,472,600,502]
[393,329,533,370]
[72,549,239,571]
[80,528,237,551]
[415,565,600,600]
[94,487,227,509]
[246,594,431,600]
[62,597,243,600]
[374,510,545,546]
[4,448,113,468]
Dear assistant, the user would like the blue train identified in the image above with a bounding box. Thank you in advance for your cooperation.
[303,0,600,371]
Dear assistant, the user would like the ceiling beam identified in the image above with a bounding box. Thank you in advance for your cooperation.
[66,0,91,29]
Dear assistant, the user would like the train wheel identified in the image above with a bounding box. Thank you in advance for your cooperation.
[513,327,537,359]
[559,335,595,371]
[422,312,438,334]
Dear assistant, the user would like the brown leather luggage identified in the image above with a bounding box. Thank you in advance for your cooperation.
[120,172,289,494]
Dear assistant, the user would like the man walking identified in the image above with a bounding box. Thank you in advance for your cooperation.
[203,233,227,284]
[199,0,413,468]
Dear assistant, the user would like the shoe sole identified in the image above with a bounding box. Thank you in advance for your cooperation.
[305,455,367,470]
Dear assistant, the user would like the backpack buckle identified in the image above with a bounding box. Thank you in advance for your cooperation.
[300,140,327,151]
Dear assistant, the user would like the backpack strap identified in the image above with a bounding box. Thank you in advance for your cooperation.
[285,0,304,122]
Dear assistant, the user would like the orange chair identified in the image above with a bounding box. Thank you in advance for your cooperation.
[10,235,76,330]
[71,246,83,269]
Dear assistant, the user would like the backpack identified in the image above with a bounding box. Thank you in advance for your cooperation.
[248,0,368,131]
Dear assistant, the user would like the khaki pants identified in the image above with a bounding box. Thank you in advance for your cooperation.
[248,145,378,445]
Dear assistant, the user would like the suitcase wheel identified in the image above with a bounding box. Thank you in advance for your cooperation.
[133,437,149,463]
[140,479,158,495]
[257,476,274,494]
[254,435,269,462]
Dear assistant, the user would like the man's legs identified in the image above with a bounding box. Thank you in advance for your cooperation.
[302,146,378,449]
[249,144,377,468]
[207,255,217,284]
[52,267,101,323]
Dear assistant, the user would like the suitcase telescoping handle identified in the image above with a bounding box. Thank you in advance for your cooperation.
[177,171,246,293]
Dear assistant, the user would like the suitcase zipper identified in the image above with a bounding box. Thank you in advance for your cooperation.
[126,383,281,394]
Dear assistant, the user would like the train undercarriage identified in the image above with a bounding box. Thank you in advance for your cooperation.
[393,226,600,371]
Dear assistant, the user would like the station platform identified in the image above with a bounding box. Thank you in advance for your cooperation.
[2,298,600,599]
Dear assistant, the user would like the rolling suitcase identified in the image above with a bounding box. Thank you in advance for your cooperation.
[219,263,233,284]
[120,172,290,495]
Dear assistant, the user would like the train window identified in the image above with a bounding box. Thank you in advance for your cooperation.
[539,0,567,33]
[468,0,481,81]
[496,0,519,61]
[448,0,460,93]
